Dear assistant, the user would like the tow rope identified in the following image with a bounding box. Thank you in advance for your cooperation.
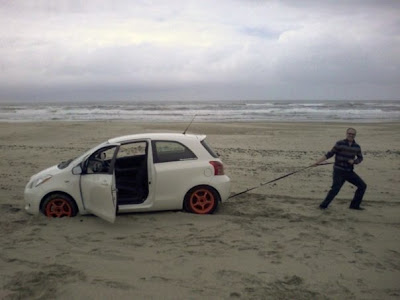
[227,162,333,199]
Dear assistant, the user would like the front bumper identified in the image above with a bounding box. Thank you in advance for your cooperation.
[24,184,43,215]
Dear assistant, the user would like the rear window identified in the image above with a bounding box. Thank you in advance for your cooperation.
[201,139,219,158]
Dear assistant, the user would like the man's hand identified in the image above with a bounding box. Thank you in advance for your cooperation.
[348,159,354,165]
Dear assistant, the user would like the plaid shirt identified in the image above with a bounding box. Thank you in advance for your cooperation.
[326,139,363,171]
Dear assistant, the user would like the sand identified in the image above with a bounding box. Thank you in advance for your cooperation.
[0,121,399,299]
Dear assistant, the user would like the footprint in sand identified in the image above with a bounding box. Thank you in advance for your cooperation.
[3,264,86,299]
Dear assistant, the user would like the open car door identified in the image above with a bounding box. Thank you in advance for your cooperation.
[80,144,119,223]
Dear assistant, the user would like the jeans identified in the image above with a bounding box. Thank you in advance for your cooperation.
[320,168,367,208]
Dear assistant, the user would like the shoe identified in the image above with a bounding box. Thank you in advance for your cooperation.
[349,206,365,210]
[319,205,328,210]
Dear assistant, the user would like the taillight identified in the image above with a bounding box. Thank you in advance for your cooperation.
[209,161,224,175]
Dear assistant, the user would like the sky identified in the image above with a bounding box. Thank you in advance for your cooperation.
[0,0,399,102]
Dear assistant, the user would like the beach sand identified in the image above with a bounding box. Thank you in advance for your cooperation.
[1,121,399,299]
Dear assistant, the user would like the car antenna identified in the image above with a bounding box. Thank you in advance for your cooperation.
[183,114,197,135]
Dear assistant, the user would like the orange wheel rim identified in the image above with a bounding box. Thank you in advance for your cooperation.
[45,199,72,218]
[189,189,215,214]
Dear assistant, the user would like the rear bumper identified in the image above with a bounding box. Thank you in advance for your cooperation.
[212,175,231,202]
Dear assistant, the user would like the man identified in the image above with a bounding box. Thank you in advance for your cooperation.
[314,128,367,210]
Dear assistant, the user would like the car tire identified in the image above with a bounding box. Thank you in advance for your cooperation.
[184,185,219,214]
[41,193,78,218]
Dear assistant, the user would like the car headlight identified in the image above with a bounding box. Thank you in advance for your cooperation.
[30,175,53,188]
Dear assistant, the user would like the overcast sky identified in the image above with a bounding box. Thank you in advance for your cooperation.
[1,0,399,102]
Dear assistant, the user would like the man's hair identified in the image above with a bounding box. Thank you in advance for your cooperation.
[346,127,357,133]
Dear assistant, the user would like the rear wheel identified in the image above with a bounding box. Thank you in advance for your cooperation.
[41,193,78,218]
[184,186,219,214]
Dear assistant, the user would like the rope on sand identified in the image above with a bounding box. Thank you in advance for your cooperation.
[227,162,333,199]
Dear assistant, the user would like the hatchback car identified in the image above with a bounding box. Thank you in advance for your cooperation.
[24,133,231,223]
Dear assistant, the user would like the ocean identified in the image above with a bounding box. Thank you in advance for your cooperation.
[0,100,399,123]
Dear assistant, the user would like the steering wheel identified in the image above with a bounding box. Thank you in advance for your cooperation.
[91,158,109,173]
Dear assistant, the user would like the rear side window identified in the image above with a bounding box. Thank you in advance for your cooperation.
[201,139,219,158]
[152,141,197,163]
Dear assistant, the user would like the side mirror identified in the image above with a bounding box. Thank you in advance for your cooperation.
[72,165,82,175]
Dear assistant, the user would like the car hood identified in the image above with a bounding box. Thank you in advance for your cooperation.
[30,165,64,181]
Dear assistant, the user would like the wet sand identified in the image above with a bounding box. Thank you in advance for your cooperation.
[1,121,399,299]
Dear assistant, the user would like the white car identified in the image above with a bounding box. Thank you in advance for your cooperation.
[24,133,231,223]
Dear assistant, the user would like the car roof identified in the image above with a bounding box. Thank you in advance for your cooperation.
[108,133,206,144]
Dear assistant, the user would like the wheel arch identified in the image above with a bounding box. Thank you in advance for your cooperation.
[39,191,79,214]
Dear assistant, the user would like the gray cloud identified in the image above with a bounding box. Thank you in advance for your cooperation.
[0,0,399,101]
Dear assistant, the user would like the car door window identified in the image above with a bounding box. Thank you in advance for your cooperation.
[117,142,147,158]
[152,141,197,163]
[86,146,117,174]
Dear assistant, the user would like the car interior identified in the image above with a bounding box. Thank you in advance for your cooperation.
[114,142,149,205]
[85,142,149,205]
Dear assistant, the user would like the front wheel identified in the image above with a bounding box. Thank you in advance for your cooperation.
[184,186,220,214]
[41,193,78,218]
